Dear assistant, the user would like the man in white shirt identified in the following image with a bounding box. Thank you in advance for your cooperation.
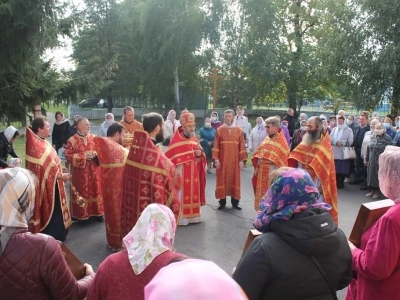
[233,106,251,166]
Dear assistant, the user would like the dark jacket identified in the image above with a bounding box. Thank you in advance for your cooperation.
[0,229,94,300]
[52,120,71,151]
[283,114,296,137]
[233,209,352,300]
[352,124,370,149]
[0,132,18,168]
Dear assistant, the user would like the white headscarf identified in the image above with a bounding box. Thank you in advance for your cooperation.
[379,146,400,204]
[0,168,36,255]
[4,126,18,142]
[123,203,177,275]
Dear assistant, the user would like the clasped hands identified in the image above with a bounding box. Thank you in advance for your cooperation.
[85,151,97,161]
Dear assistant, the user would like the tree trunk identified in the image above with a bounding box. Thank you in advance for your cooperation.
[174,65,180,110]
[33,104,42,118]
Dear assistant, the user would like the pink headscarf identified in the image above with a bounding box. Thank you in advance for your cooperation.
[145,259,248,300]
[378,146,400,203]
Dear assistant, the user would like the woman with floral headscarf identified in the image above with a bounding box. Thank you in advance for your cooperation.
[87,203,186,300]
[233,168,352,300]
[0,168,94,299]
[346,146,400,300]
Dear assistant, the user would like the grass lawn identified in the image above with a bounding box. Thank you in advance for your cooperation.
[44,103,69,117]
[11,136,26,168]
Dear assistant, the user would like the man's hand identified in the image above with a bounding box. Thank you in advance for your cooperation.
[239,161,244,171]
[215,160,221,170]
[85,152,95,160]
[61,173,70,182]
[195,149,201,157]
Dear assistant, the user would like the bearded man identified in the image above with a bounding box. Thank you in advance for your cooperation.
[121,113,182,235]
[213,109,247,210]
[165,112,206,225]
[288,116,338,224]
[94,122,128,251]
[251,117,289,210]
[65,117,104,221]
[120,106,143,148]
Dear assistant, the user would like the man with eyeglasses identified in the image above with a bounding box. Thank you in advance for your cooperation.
[288,116,338,225]
[251,117,290,211]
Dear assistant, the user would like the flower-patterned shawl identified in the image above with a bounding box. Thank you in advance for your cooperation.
[123,203,177,275]
[253,168,332,232]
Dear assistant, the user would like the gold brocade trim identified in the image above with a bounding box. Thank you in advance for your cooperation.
[295,149,325,168]
[312,143,332,161]
[221,141,239,145]
[25,145,53,166]
[125,159,168,176]
[166,140,198,152]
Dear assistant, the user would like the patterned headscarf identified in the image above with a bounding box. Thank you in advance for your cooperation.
[0,168,36,255]
[123,203,177,275]
[378,146,400,204]
[145,259,248,300]
[253,168,332,232]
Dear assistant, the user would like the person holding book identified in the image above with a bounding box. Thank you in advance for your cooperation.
[0,167,94,300]
[346,146,400,300]
[233,168,352,300]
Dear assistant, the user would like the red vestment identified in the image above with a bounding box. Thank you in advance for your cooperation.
[251,129,289,210]
[120,119,143,148]
[121,130,182,236]
[288,131,338,225]
[65,133,103,220]
[212,125,247,200]
[25,127,71,233]
[94,136,128,249]
[165,127,206,225]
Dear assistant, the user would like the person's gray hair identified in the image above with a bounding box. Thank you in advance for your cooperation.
[265,117,280,127]
[224,109,235,115]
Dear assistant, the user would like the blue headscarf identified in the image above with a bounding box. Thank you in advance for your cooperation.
[253,168,332,232]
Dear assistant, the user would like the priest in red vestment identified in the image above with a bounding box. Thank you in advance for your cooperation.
[94,122,128,251]
[121,112,182,236]
[288,116,338,225]
[213,109,247,210]
[252,117,290,210]
[64,117,104,220]
[120,106,144,148]
[165,112,206,225]
[26,117,72,241]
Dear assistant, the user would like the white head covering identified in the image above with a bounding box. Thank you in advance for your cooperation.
[379,146,400,203]
[123,203,177,275]
[4,126,18,142]
[0,168,36,255]
[145,259,248,300]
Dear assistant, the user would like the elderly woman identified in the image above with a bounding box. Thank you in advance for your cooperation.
[346,114,359,134]
[295,112,308,130]
[0,168,94,299]
[382,116,396,140]
[290,120,307,151]
[87,203,186,300]
[199,118,216,173]
[346,146,400,300]
[365,123,392,199]
[52,111,71,152]
[330,115,354,189]
[233,168,352,300]
[248,117,266,153]
[145,259,248,300]
[0,126,20,169]
[97,113,114,137]
[210,111,222,130]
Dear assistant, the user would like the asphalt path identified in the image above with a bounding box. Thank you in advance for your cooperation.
[64,121,372,300]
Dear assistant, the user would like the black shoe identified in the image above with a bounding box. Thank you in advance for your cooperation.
[337,182,344,189]
[232,204,242,210]
[217,203,226,210]
[360,185,369,190]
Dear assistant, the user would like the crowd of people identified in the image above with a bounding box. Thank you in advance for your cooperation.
[0,106,400,299]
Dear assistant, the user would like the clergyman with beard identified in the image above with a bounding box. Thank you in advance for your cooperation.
[93,122,128,251]
[120,112,182,235]
[165,112,207,226]
[288,116,339,225]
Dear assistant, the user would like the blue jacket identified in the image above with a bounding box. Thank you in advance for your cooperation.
[199,126,216,158]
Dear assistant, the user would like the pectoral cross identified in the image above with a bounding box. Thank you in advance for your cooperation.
[132,144,139,154]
